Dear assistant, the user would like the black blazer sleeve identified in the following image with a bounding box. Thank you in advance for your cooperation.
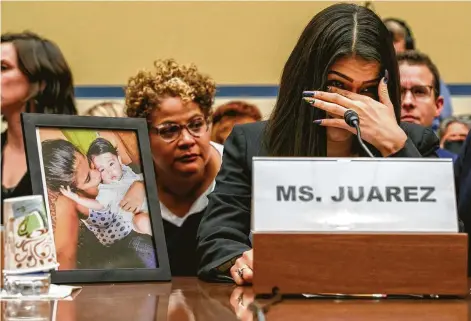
[455,132,471,224]
[196,126,252,281]
[392,123,439,157]
[454,132,471,195]
[389,138,424,157]
[454,131,471,273]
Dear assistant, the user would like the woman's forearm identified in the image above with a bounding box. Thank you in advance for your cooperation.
[75,196,104,211]
[54,196,79,270]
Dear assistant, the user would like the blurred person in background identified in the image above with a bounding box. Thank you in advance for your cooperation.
[1,31,77,223]
[438,116,471,154]
[384,18,453,131]
[84,101,126,118]
[211,101,262,144]
[455,125,471,276]
[397,50,456,159]
[125,58,223,275]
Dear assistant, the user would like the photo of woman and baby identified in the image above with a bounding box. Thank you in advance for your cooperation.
[36,128,158,270]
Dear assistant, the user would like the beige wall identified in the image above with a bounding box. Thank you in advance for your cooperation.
[2,1,471,86]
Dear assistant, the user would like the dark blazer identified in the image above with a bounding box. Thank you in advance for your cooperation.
[454,131,471,275]
[1,131,33,225]
[196,121,440,281]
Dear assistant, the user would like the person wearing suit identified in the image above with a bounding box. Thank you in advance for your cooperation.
[196,3,440,285]
[454,131,471,275]
[383,17,454,131]
[396,50,457,160]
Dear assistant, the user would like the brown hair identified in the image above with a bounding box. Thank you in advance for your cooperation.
[210,101,262,144]
[212,101,262,124]
[1,31,77,115]
[438,116,471,139]
[264,3,400,157]
[125,59,216,120]
[397,50,441,98]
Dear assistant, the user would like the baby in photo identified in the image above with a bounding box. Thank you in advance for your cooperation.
[60,138,151,246]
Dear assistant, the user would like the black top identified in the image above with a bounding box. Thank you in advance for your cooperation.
[196,121,440,281]
[1,131,33,224]
[454,131,471,275]
[163,211,204,276]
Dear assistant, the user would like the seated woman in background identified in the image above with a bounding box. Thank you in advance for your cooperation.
[125,58,223,275]
[1,31,77,223]
[84,101,126,118]
[211,101,262,144]
[196,3,440,284]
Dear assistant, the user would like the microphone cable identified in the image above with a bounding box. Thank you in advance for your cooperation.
[247,287,283,321]
[344,109,374,158]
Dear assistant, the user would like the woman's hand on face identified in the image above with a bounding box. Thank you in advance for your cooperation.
[120,181,145,213]
[304,73,408,156]
[230,250,253,285]
[59,186,79,202]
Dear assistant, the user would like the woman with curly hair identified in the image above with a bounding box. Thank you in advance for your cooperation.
[125,58,223,275]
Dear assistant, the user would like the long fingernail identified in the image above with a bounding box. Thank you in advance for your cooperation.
[383,69,389,84]
[303,97,315,104]
[313,120,322,125]
[302,91,316,97]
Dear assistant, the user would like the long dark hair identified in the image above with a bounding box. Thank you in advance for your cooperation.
[1,31,77,115]
[42,139,82,193]
[264,3,401,157]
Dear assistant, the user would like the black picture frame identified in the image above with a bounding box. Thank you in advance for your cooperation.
[21,113,171,284]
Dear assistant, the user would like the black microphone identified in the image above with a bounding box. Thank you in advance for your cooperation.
[344,110,374,157]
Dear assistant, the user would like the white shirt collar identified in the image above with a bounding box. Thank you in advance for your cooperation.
[160,141,224,227]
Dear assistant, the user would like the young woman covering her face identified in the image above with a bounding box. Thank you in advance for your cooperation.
[196,3,440,285]
[125,59,223,276]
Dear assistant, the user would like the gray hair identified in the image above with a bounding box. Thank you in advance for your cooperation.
[438,115,471,138]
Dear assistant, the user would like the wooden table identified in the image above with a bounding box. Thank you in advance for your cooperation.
[2,277,470,321]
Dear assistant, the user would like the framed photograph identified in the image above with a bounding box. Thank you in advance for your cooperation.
[21,113,171,283]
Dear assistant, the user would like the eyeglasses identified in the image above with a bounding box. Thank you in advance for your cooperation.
[150,117,208,143]
[401,85,435,101]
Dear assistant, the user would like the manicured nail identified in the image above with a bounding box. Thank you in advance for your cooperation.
[303,97,315,104]
[313,119,322,125]
[302,91,316,97]
[383,69,389,84]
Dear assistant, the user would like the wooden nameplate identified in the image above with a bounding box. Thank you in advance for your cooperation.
[252,232,468,297]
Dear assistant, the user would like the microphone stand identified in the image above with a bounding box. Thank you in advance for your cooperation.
[344,110,375,158]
